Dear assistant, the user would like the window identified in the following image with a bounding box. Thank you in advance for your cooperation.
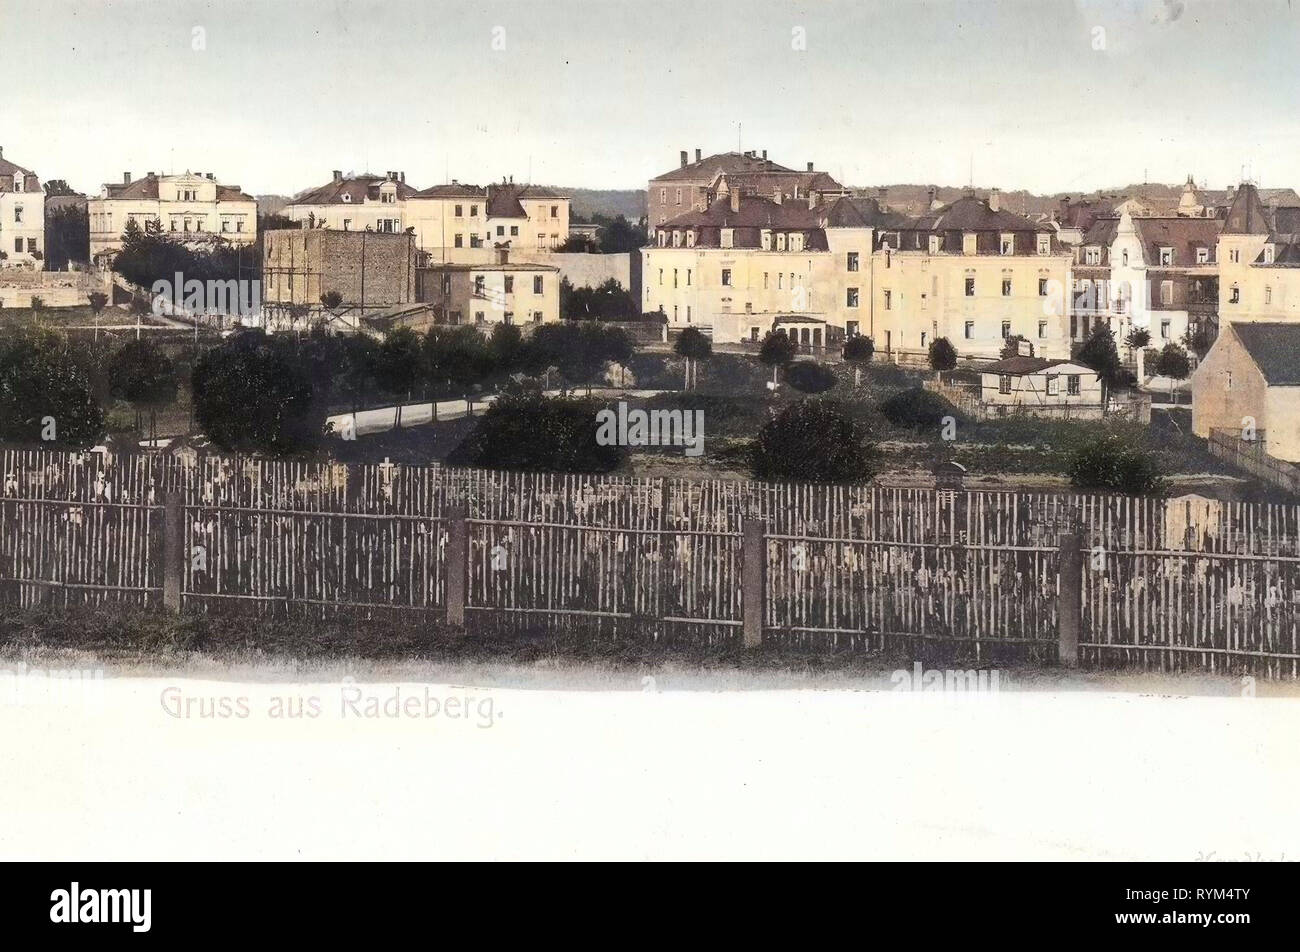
[1230,285,1240,304]
[12,206,22,224]
[687,269,691,286]
[929,235,941,255]
[454,205,463,217]
[1196,247,1209,264]
[1265,245,1276,264]
[26,238,35,252]
[761,230,771,251]
[1160,319,1171,339]
[1001,321,1011,339]
[964,321,974,339]
[533,275,543,294]
[342,193,352,203]
[454,234,463,248]
[342,219,351,231]
[963,233,977,255]
[721,268,732,287]
[1266,286,1273,305]
[1230,249,1240,263]
[1067,375,1080,396]
[1084,247,1100,265]
[1159,247,1173,265]
[504,276,514,294]
[1037,235,1050,255]
[1047,375,1059,396]
[222,220,231,233]
[1225,371,1233,391]
[1000,234,1014,255]
[675,189,681,206]
[846,321,859,337]
[533,311,544,323]
[504,312,514,325]
[1121,250,1129,266]
[474,276,486,295]
[551,206,558,218]
[965,277,975,296]
[496,226,505,236]
[847,252,859,272]
[721,228,733,249]
[510,226,519,237]
[776,233,787,252]
[475,311,485,324]
[1038,321,1047,338]
[1160,280,1173,305]
[998,375,1012,394]
[470,205,478,216]
[763,272,769,289]
[659,188,666,203]
[1038,278,1049,296]
[1002,278,1012,297]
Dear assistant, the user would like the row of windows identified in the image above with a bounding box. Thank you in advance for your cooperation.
[445,310,546,325]
[968,320,1051,340]
[998,374,1081,396]
[470,275,547,295]
[12,238,37,253]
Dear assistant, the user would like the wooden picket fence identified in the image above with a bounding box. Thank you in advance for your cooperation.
[0,445,1298,676]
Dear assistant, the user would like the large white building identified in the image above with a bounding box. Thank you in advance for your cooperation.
[0,145,45,270]
[88,170,257,261]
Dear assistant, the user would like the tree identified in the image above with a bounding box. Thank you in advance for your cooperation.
[1125,328,1151,350]
[0,331,105,447]
[376,327,425,427]
[750,399,875,483]
[1076,324,1125,411]
[448,393,623,473]
[999,334,1029,360]
[45,200,89,269]
[596,215,647,255]
[561,277,638,321]
[523,322,632,393]
[108,338,179,444]
[758,329,797,386]
[674,326,712,391]
[928,337,957,382]
[320,291,343,311]
[842,335,874,386]
[1183,326,1214,359]
[192,331,322,455]
[487,323,524,375]
[1067,434,1167,496]
[784,361,838,395]
[1154,342,1192,406]
[29,295,44,316]
[425,325,495,398]
[88,291,109,316]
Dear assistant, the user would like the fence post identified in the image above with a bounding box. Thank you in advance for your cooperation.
[742,517,765,648]
[162,491,184,612]
[446,505,468,627]
[1058,530,1083,666]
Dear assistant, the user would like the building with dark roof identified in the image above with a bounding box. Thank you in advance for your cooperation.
[0,145,46,270]
[285,170,416,235]
[1193,321,1300,461]
[87,170,257,260]
[1218,183,1300,327]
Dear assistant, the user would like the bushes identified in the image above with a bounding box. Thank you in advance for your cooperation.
[751,399,875,483]
[879,387,956,430]
[1066,434,1167,496]
[784,361,839,394]
[0,330,104,446]
[448,392,624,473]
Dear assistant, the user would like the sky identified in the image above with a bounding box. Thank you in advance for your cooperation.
[3,0,1300,199]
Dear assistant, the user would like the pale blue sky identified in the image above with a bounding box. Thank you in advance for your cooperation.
[3,0,1298,197]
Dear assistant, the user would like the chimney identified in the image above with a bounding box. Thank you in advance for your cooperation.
[496,247,509,265]
[207,172,215,180]
[927,186,937,209]
[123,172,131,185]
[807,162,814,172]
[400,171,405,184]
[729,189,741,213]
[695,148,701,162]
[333,170,342,183]
[0,146,4,160]
[762,149,767,160]
[451,178,458,185]
[680,150,688,168]
[989,188,1000,212]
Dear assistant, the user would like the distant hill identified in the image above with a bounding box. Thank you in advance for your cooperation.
[864,182,1192,218]
[257,195,290,216]
[564,188,645,222]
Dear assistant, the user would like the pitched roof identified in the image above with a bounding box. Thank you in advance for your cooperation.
[925,196,1052,233]
[290,173,419,206]
[104,175,161,200]
[0,153,39,192]
[982,356,1082,375]
[1222,183,1274,235]
[1131,216,1221,266]
[653,151,797,183]
[414,183,488,199]
[1081,216,1120,247]
[1229,323,1300,386]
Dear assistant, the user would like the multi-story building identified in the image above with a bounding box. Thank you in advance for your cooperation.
[88,171,257,261]
[406,179,570,261]
[647,149,846,228]
[1217,183,1300,327]
[262,228,416,327]
[416,248,560,328]
[0,146,45,270]
[642,188,1074,358]
[285,170,418,234]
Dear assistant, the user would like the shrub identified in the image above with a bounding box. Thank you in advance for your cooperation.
[879,386,955,431]
[750,399,875,483]
[928,337,957,375]
[448,393,623,473]
[784,361,839,394]
[758,329,797,369]
[1066,434,1167,496]
[842,335,874,363]
[0,330,105,446]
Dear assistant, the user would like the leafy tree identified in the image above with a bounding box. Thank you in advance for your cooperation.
[448,393,623,473]
[320,291,343,311]
[337,333,378,417]
[880,387,955,431]
[1183,326,1214,359]
[1125,328,1151,350]
[560,277,639,321]
[758,329,797,386]
[425,325,495,396]
[750,399,875,483]
[108,338,178,443]
[45,200,89,269]
[487,323,524,374]
[523,322,632,392]
[192,331,322,455]
[999,334,1029,360]
[1067,434,1167,496]
[1154,342,1192,406]
[0,331,105,447]
[842,335,874,386]
[29,295,44,316]
[674,326,712,391]
[784,361,838,395]
[88,291,109,316]
[376,327,425,426]
[1075,324,1125,410]
[43,179,78,197]
[928,337,957,381]
[595,215,647,255]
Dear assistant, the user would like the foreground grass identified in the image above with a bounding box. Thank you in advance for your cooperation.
[1,604,1293,696]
